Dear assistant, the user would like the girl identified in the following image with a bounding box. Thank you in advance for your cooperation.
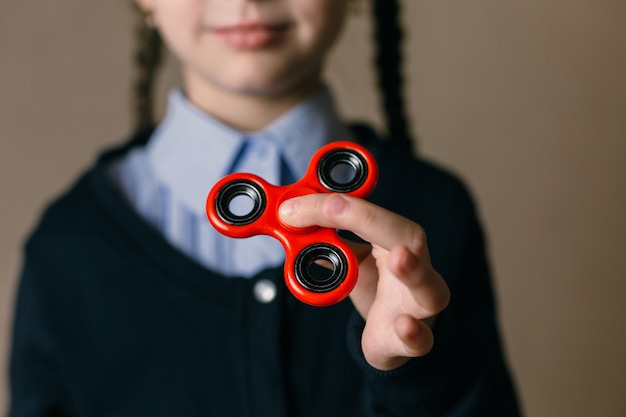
[8,0,521,416]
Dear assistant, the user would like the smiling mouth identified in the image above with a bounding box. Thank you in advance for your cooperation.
[212,22,292,49]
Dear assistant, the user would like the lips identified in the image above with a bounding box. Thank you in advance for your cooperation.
[212,22,292,49]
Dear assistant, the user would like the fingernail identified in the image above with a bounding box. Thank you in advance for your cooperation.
[326,195,347,215]
[279,199,297,218]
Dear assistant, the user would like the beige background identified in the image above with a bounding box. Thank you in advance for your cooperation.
[1,0,625,416]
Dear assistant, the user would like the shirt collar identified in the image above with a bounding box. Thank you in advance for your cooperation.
[250,86,353,180]
[146,87,351,210]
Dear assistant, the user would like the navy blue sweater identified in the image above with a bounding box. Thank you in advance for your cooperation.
[8,128,521,416]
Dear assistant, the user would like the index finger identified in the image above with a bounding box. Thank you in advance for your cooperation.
[278,193,429,258]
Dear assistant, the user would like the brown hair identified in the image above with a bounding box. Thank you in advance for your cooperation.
[369,0,413,149]
[132,4,163,131]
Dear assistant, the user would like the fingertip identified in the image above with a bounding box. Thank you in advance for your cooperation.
[390,246,421,278]
[278,199,298,219]
[395,315,434,357]
[400,248,420,276]
[389,246,450,316]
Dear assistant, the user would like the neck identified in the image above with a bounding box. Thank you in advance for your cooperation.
[183,70,323,133]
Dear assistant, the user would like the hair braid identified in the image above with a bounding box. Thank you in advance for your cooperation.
[370,0,414,150]
[132,6,163,131]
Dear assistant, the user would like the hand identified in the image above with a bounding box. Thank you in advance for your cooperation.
[279,194,450,371]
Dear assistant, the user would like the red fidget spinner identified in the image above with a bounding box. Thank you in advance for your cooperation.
[206,141,378,306]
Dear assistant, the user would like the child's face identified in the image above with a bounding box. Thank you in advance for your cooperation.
[139,0,349,98]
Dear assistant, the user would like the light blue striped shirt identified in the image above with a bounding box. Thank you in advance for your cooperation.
[109,88,352,277]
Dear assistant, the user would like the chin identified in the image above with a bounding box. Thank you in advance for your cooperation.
[236,82,296,97]
[217,74,310,98]
[229,65,321,98]
[192,58,321,100]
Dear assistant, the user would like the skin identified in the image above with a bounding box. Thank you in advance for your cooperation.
[279,194,449,370]
[135,0,450,371]
[135,0,348,131]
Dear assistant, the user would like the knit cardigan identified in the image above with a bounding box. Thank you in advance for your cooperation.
[8,127,521,416]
